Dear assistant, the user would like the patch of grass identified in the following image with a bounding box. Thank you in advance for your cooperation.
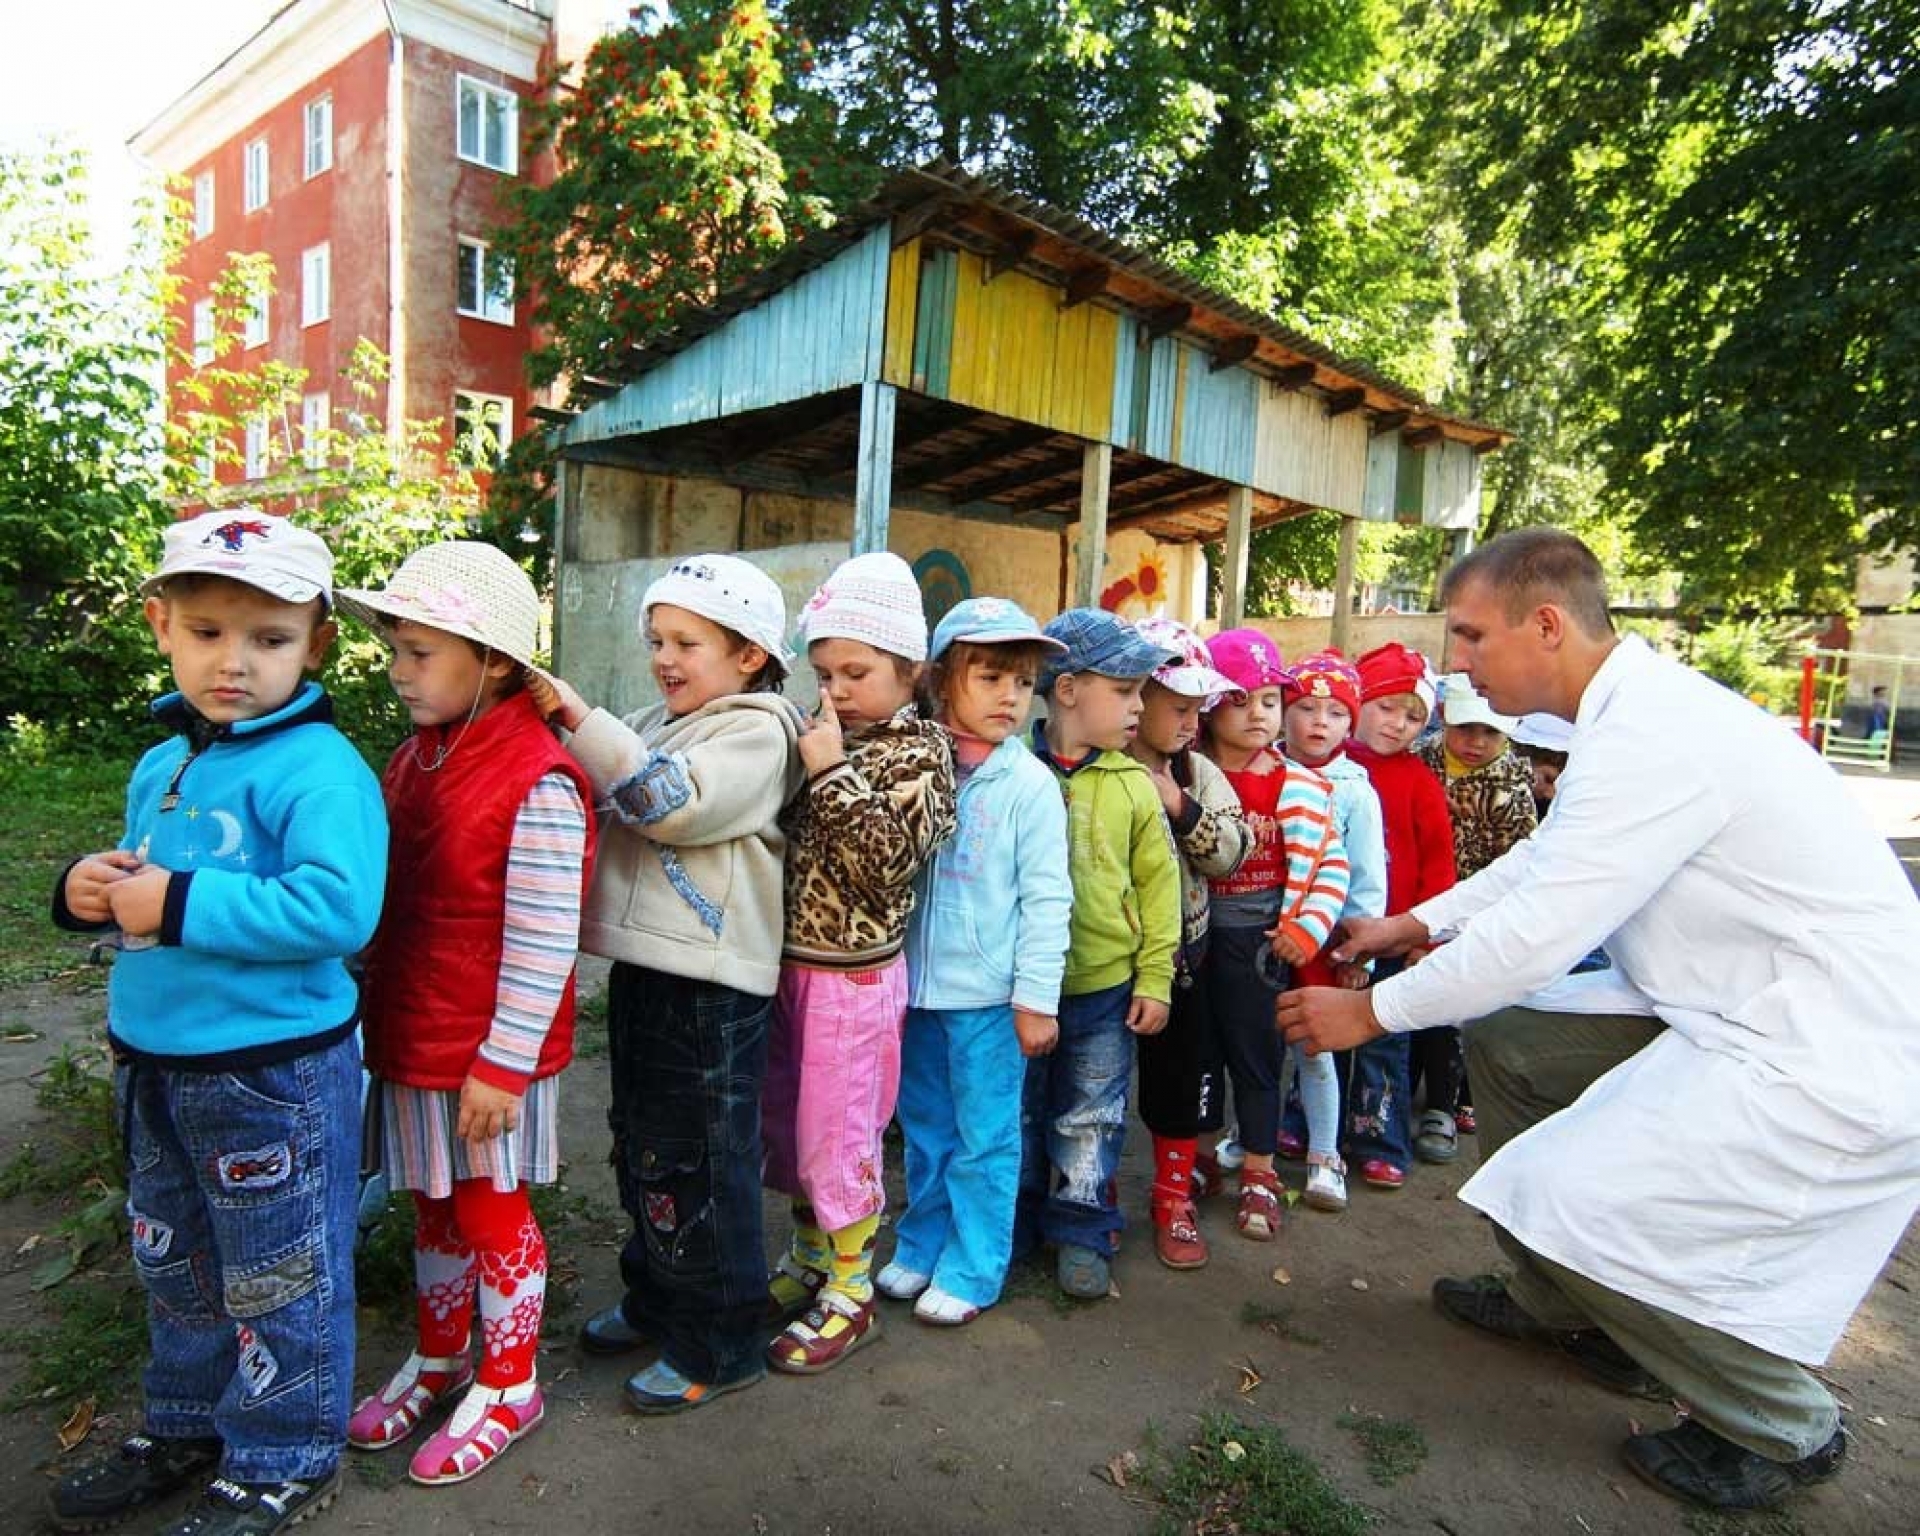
[0,1041,121,1200]
[999,1249,1091,1315]
[1682,1511,1807,1536]
[1336,1410,1427,1485]
[571,986,609,1059]
[1240,1299,1323,1347]
[1146,1413,1372,1536]
[0,745,128,986]
[0,1274,146,1412]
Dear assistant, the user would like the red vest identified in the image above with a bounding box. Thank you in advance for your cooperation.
[362,692,596,1090]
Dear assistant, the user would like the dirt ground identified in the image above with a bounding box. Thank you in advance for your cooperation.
[2,780,1916,1536]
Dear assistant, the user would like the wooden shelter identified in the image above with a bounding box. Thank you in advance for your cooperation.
[547,164,1506,708]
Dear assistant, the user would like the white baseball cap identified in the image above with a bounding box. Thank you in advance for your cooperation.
[643,553,795,673]
[1439,673,1520,733]
[1511,713,1574,751]
[142,508,333,606]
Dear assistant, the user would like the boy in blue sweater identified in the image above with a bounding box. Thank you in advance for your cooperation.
[50,510,388,1536]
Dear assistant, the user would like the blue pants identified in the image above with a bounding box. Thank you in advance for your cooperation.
[120,1035,361,1483]
[606,962,769,1388]
[894,1004,1024,1308]
[1345,1033,1413,1168]
[1016,981,1133,1254]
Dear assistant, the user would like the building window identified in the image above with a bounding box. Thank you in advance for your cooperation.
[456,76,518,174]
[192,171,214,238]
[301,393,330,469]
[243,418,268,480]
[243,291,269,349]
[304,95,332,178]
[452,390,512,468]
[243,137,269,211]
[301,243,331,326]
[456,238,514,324]
[192,299,214,366]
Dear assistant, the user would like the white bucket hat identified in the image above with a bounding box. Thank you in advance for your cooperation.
[335,541,542,668]
[1439,672,1520,733]
[643,553,795,674]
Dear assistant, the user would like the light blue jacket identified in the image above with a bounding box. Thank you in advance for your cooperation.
[905,737,1071,1015]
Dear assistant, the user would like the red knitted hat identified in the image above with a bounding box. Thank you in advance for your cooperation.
[1283,649,1362,715]
[1356,642,1437,710]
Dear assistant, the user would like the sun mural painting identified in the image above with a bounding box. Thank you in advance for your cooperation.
[1099,535,1171,619]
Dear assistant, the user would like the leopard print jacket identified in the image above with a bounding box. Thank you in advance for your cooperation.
[780,707,958,969]
[1416,737,1538,878]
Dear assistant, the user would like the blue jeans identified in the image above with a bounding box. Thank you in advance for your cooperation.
[120,1035,361,1482]
[1345,1034,1412,1168]
[606,963,769,1388]
[894,1005,1024,1308]
[1016,981,1133,1254]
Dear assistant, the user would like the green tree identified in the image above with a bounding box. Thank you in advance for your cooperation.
[0,145,172,744]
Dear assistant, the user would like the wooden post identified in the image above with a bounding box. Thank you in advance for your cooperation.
[1220,484,1253,626]
[852,380,897,554]
[1331,513,1360,653]
[1072,440,1113,607]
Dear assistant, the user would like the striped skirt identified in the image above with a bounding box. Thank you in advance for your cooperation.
[365,1076,561,1199]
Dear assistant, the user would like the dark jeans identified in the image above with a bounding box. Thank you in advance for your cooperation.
[1136,961,1213,1140]
[1194,925,1285,1152]
[1410,1024,1467,1114]
[120,1036,361,1482]
[606,962,770,1387]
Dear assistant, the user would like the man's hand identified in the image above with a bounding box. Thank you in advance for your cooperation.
[1266,925,1309,967]
[106,865,173,939]
[797,687,848,777]
[1013,1008,1058,1057]
[65,850,141,924]
[457,1075,521,1143]
[1276,986,1386,1055]
[1330,912,1430,966]
[526,668,588,731]
[1126,996,1170,1036]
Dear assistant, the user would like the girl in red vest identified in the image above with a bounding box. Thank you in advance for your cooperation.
[336,543,594,1486]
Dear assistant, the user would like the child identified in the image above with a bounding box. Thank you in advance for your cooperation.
[1511,711,1573,820]
[1342,643,1456,1187]
[879,598,1074,1324]
[1126,617,1249,1269]
[1413,674,1537,1152]
[761,553,956,1372]
[1275,650,1386,1213]
[1019,608,1181,1298]
[532,555,803,1412]
[50,510,387,1536]
[336,542,594,1484]
[1193,630,1349,1242]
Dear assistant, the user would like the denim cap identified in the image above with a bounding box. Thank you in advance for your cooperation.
[929,596,1068,662]
[1039,607,1178,692]
[1204,628,1290,700]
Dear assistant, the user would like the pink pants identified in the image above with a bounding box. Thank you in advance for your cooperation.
[761,956,908,1232]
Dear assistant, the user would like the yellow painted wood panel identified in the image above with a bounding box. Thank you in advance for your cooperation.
[883,237,921,388]
[940,249,1116,440]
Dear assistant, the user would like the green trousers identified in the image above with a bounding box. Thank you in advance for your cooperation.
[1465,1007,1841,1462]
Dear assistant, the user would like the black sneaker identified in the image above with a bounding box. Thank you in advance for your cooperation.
[1622,1418,1847,1509]
[48,1433,223,1532]
[157,1470,342,1536]
[1432,1275,1669,1398]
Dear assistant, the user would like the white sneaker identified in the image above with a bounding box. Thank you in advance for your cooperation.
[1303,1160,1348,1213]
[913,1284,980,1326]
[875,1261,930,1300]
[1214,1134,1246,1171]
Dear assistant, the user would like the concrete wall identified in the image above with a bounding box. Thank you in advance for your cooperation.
[1206,612,1450,665]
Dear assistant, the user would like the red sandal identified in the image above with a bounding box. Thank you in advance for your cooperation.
[1235,1169,1283,1242]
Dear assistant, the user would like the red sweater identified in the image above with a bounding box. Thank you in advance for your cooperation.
[1348,742,1456,917]
[362,694,594,1090]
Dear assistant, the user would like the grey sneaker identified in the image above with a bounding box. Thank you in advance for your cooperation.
[156,1471,341,1536]
[1056,1243,1111,1299]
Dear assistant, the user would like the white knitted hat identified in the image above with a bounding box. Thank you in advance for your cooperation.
[797,552,928,662]
[335,541,542,667]
[642,553,795,672]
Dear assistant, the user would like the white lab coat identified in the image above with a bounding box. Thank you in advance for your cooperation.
[1373,637,1920,1363]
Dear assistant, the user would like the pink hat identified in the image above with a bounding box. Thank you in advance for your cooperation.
[1284,649,1362,716]
[1134,616,1236,706]
[1204,628,1289,699]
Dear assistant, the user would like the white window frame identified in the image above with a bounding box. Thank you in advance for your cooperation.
[301,392,330,470]
[452,389,512,468]
[192,171,214,238]
[243,418,268,480]
[455,75,518,174]
[456,236,515,324]
[243,291,269,349]
[243,136,269,211]
[301,243,331,327]
[192,299,215,366]
[303,94,333,178]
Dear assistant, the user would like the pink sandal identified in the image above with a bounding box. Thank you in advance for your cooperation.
[407,1381,544,1486]
[347,1353,474,1450]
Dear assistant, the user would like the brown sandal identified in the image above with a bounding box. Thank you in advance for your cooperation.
[1235,1169,1283,1241]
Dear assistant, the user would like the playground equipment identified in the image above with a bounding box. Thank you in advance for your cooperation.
[1799,649,1906,770]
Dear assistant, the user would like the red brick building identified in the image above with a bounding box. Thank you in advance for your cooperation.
[132,0,616,489]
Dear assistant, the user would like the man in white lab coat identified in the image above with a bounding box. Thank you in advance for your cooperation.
[1279,529,1920,1512]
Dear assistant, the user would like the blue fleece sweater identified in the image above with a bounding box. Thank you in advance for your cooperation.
[905,737,1072,1015]
[96,683,388,1060]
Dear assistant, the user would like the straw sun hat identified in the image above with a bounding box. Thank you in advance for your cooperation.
[335,541,542,667]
